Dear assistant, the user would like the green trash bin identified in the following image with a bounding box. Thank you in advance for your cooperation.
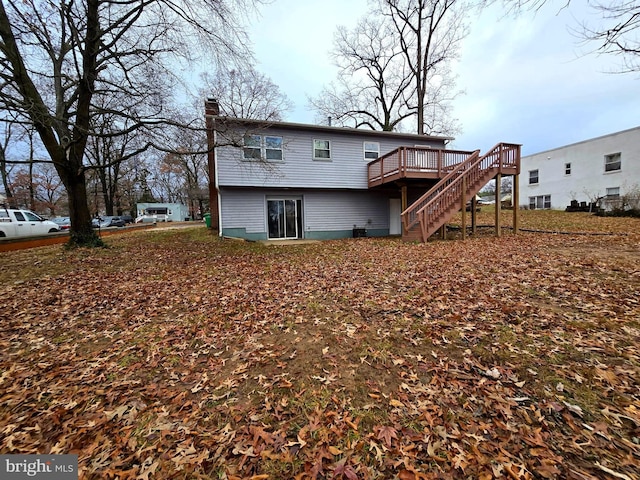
[203,213,211,228]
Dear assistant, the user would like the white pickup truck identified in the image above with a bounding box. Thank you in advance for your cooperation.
[0,208,61,238]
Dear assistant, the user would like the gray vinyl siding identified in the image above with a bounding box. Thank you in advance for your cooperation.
[217,127,445,189]
[219,188,393,239]
[303,191,389,231]
[219,189,266,234]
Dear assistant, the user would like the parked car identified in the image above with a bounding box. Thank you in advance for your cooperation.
[0,208,61,238]
[50,216,71,230]
[121,214,134,224]
[92,216,125,228]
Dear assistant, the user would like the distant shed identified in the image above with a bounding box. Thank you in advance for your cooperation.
[136,203,189,222]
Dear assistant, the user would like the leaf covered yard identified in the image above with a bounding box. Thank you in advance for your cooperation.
[1,213,639,479]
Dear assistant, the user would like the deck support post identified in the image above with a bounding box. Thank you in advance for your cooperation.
[512,174,519,234]
[461,177,467,240]
[401,184,407,211]
[495,173,502,237]
[471,195,477,235]
[439,224,446,240]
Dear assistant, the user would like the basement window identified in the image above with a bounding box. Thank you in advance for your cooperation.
[606,187,620,198]
[529,195,551,210]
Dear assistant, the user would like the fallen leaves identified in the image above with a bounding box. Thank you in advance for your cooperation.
[0,221,639,478]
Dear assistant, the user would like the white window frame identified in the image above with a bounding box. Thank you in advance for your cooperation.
[364,141,380,160]
[243,135,284,162]
[529,195,551,210]
[313,139,331,161]
[265,135,283,161]
[604,152,621,172]
[529,169,539,185]
[243,134,262,160]
[565,163,571,175]
[606,187,620,198]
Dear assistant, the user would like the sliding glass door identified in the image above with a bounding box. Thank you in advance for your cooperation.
[267,198,302,239]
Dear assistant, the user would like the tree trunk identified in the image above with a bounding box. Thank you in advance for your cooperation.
[57,151,102,247]
[28,155,35,211]
[0,145,13,205]
[67,173,102,246]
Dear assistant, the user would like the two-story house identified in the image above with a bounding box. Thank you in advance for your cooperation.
[205,99,521,242]
[519,126,640,211]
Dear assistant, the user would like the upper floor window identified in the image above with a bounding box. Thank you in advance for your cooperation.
[243,135,262,160]
[605,152,621,172]
[265,136,283,161]
[313,139,331,160]
[565,163,571,175]
[243,135,283,161]
[364,142,380,160]
[529,169,539,185]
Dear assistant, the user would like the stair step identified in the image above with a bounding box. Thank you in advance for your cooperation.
[402,146,519,242]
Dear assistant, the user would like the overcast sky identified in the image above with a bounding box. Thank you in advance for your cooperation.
[248,0,639,156]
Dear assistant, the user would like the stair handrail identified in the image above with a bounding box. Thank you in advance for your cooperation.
[368,146,477,187]
[401,149,480,232]
[402,143,520,236]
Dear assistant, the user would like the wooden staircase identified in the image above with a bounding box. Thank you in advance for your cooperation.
[401,143,521,242]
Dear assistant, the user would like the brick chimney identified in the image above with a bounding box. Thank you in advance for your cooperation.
[205,98,219,231]
[205,98,220,116]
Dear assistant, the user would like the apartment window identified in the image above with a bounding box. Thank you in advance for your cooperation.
[565,163,571,175]
[605,152,621,172]
[243,135,262,160]
[606,187,620,198]
[364,142,380,160]
[529,195,551,210]
[313,139,331,160]
[529,169,539,185]
[243,135,283,161]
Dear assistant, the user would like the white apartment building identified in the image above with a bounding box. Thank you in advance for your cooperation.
[519,126,640,210]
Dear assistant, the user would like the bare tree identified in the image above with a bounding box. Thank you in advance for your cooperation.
[577,2,640,73]
[0,115,46,210]
[84,94,150,216]
[200,67,292,121]
[32,163,67,216]
[379,0,468,135]
[309,17,414,131]
[0,0,260,246]
[504,1,640,73]
[0,116,16,205]
[160,130,210,219]
[310,1,466,135]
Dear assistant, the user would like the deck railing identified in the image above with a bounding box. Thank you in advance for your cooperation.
[402,143,521,240]
[367,147,475,187]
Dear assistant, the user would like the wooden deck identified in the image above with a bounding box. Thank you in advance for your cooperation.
[367,147,476,187]
[400,143,521,242]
